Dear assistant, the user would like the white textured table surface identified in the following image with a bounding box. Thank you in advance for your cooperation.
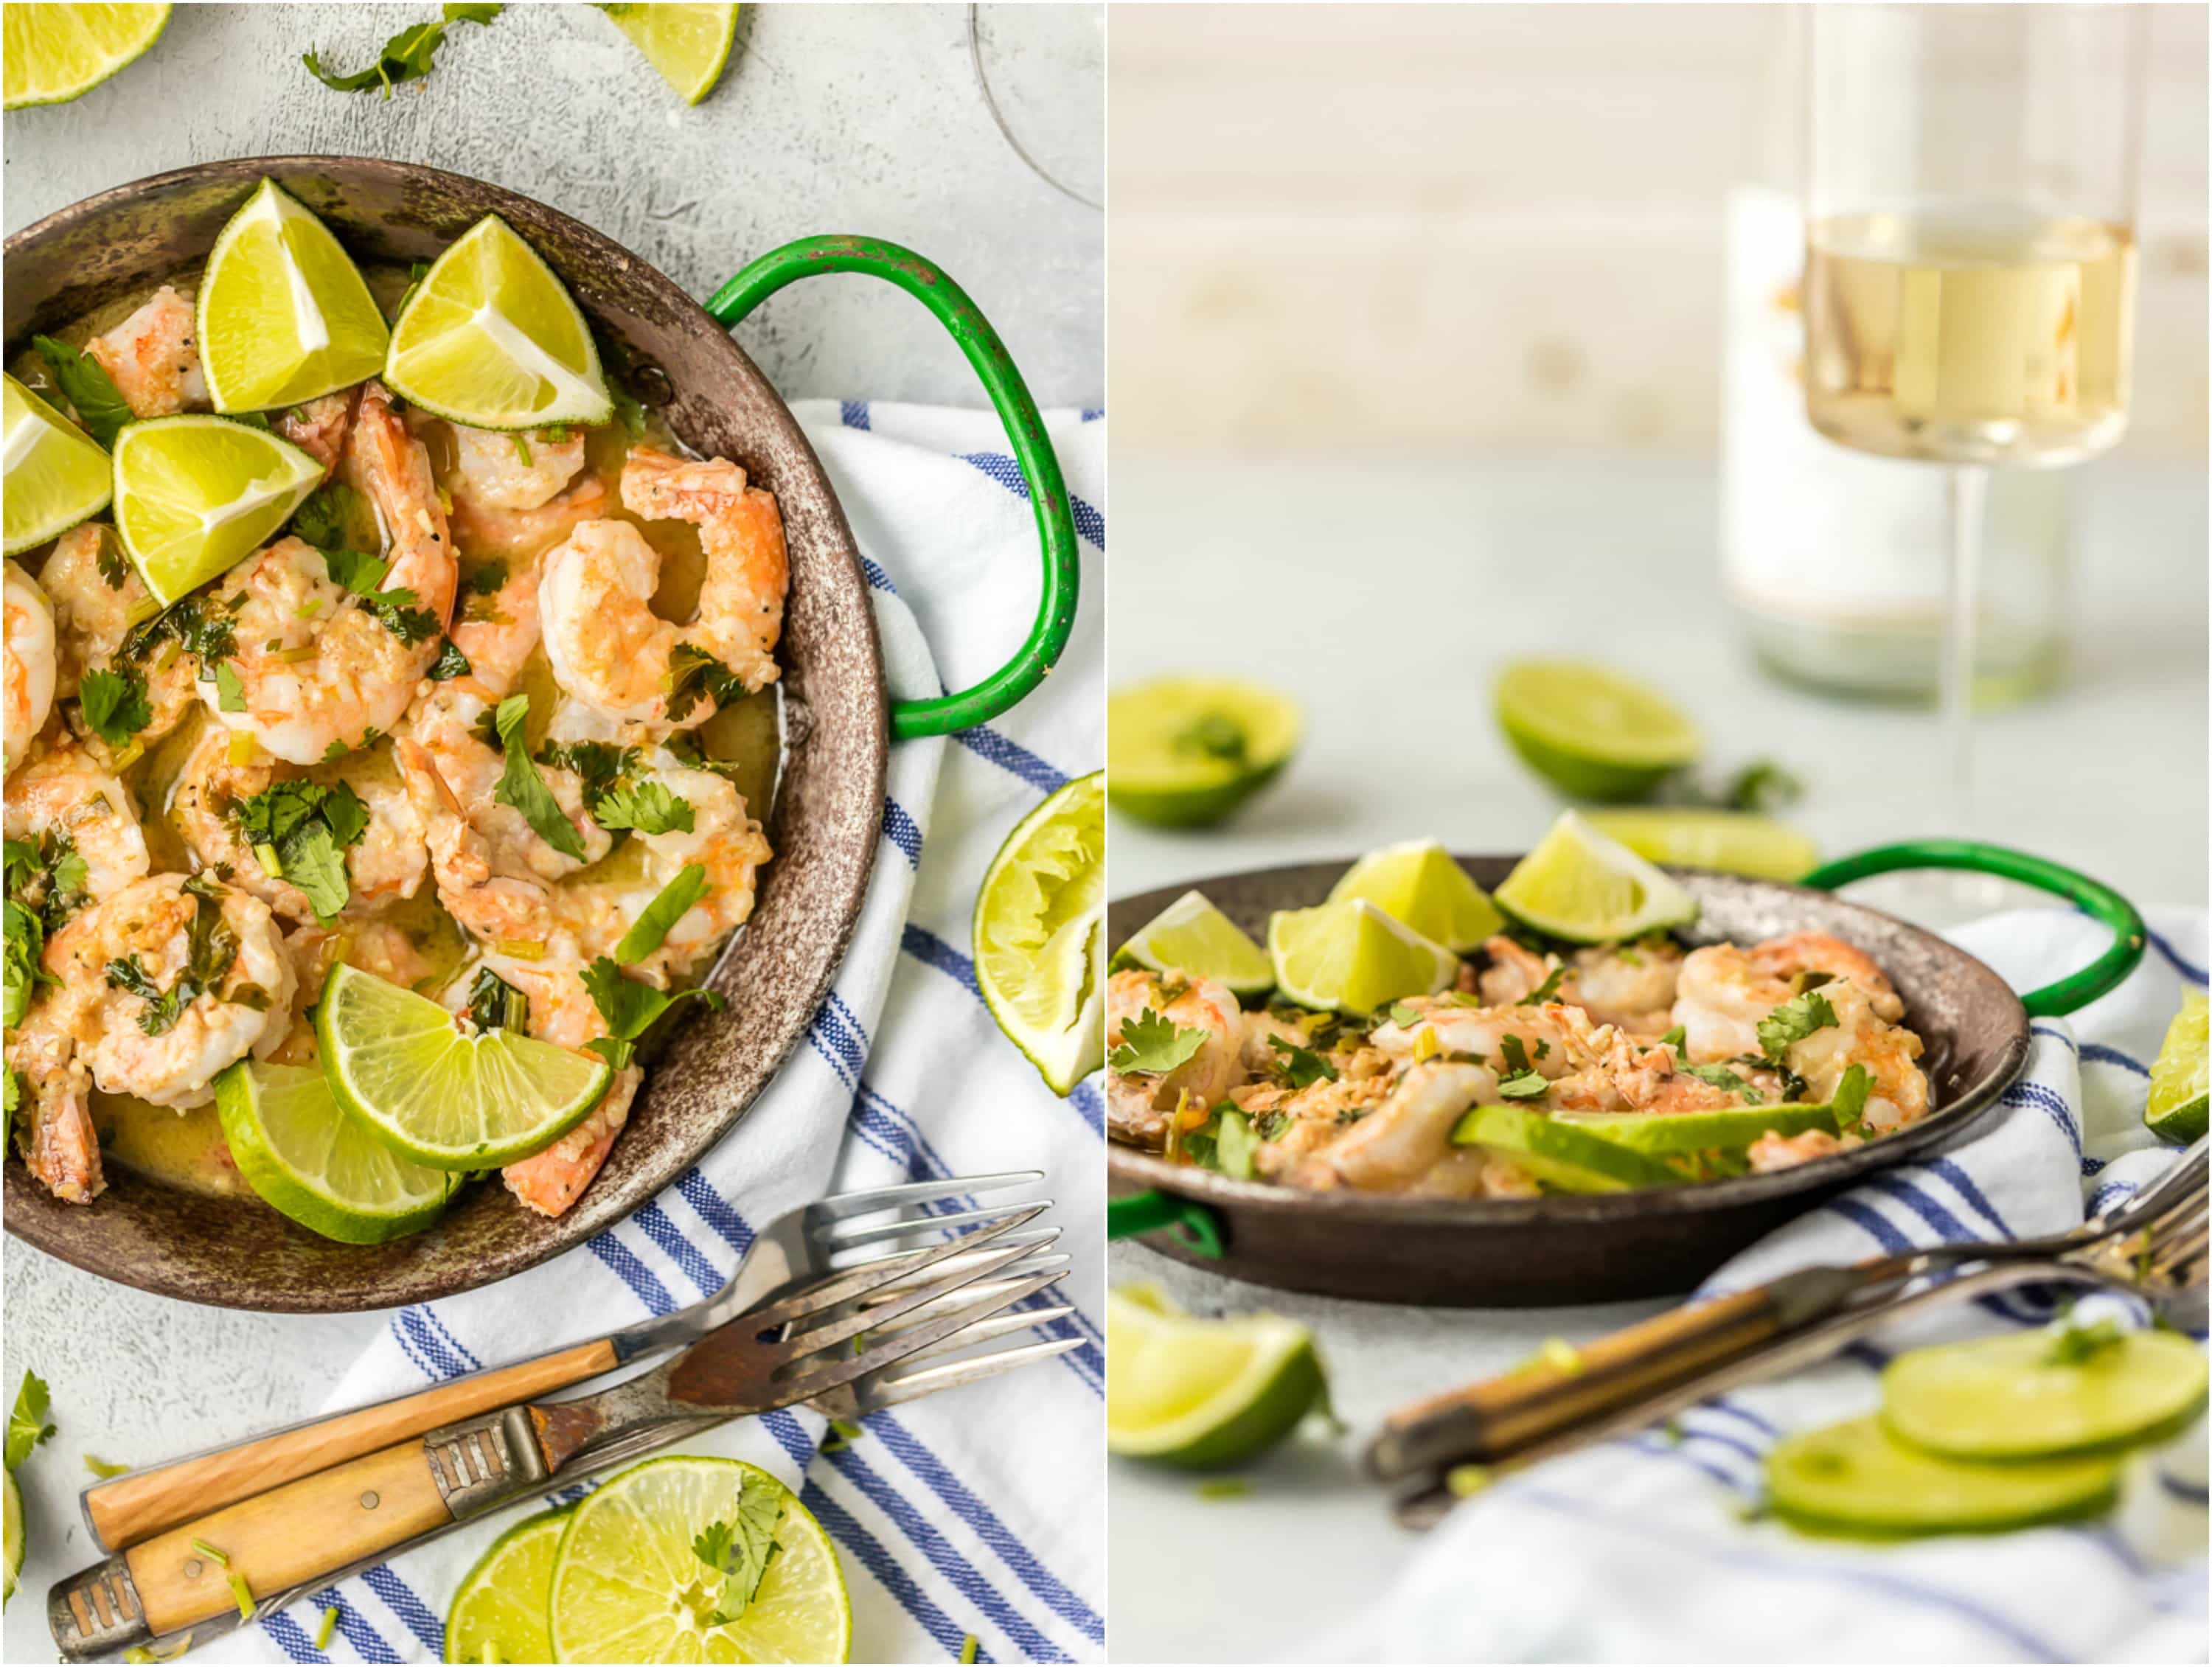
[1107,453,2208,1664]
[1,7,1098,1660]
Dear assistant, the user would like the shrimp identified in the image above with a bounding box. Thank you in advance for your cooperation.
[1778,975,1929,1132]
[448,476,611,564]
[5,1023,100,1203]
[268,918,437,1065]
[1672,932,1903,1063]
[1748,1127,1859,1174]
[201,383,458,763]
[1370,998,1602,1079]
[448,423,587,512]
[5,560,57,770]
[274,390,357,480]
[38,525,198,746]
[1105,969,1245,1148]
[3,742,149,903]
[84,285,205,417]
[594,748,772,979]
[540,447,787,728]
[1284,1062,1535,1197]
[1477,935,1683,1036]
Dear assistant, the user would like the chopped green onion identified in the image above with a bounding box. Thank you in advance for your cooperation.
[276,644,319,664]
[189,1537,230,1568]
[82,1452,131,1478]
[495,939,546,960]
[316,1607,339,1650]
[227,1570,256,1621]
[253,843,284,878]
[959,1636,979,1665]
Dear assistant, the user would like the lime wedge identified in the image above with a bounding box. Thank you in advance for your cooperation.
[548,1455,851,1664]
[445,1508,567,1665]
[1767,1416,2119,1537]
[1552,1101,1841,1156]
[384,215,612,431]
[975,770,1105,1095]
[605,3,740,104]
[1107,1284,1325,1469]
[1450,1103,1676,1193]
[2147,989,2209,1144]
[214,1059,452,1245]
[197,179,390,414]
[1327,839,1504,953]
[1583,808,1818,883]
[2,3,169,108]
[4,1469,21,1604]
[1494,810,1699,944]
[3,373,114,555]
[111,415,323,605]
[1495,659,1700,801]
[314,963,613,1169]
[1107,677,1301,828]
[1882,1326,2208,1461]
[1267,898,1458,1015]
[1113,890,1273,998]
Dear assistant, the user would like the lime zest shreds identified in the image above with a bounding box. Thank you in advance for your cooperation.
[316,1608,338,1651]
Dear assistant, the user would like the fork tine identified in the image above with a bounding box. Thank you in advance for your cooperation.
[826,1200,1050,1249]
[849,1254,1072,1315]
[846,1334,1088,1414]
[826,1227,1062,1280]
[743,1205,1049,1330]
[806,1172,1045,1225]
[776,1267,1070,1405]
[778,1232,1054,1355]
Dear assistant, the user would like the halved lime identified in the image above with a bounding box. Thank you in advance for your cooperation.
[315,964,613,1170]
[1495,659,1700,801]
[111,415,323,605]
[1582,809,1818,883]
[548,1455,850,1664]
[605,3,740,104]
[975,770,1105,1095]
[445,1508,568,1665]
[1107,1284,1325,1469]
[384,215,613,431]
[2147,989,2209,1144]
[3,373,114,555]
[1551,1101,1841,1156]
[1327,839,1504,953]
[2,3,169,109]
[4,1469,21,1604]
[1267,898,1458,1015]
[214,1059,452,1245]
[1113,890,1273,999]
[197,179,390,414]
[1882,1326,2208,1461]
[1451,1103,1675,1193]
[1767,1416,2120,1537]
[1107,677,1300,828]
[1494,810,1699,944]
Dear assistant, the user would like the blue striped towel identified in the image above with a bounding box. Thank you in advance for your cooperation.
[232,403,1105,1666]
[1345,906,2208,1663]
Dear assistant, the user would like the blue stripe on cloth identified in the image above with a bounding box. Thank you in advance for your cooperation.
[841,400,872,431]
[394,1306,473,1379]
[1826,1197,2051,1326]
[953,726,1070,794]
[1065,1079,1104,1135]
[312,1589,401,1664]
[388,1312,439,1382]
[2147,926,2208,986]
[860,554,898,594]
[2000,1079,2083,1158]
[634,1200,725,1296]
[1860,1173,1977,1244]
[883,798,924,867]
[1079,408,1103,422]
[361,1565,445,1656]
[763,1407,817,1472]
[2031,1023,2079,1054]
[677,1167,756,1253]
[810,994,870,1089]
[423,1306,481,1372]
[2090,1177,2140,1216]
[587,1232,675,1313]
[258,1611,328,1664]
[1921,1156,2014,1239]
[1702,1398,1780,1438]
[955,450,1106,551]
[2079,1042,2149,1076]
[802,1482,990,1661]
[902,922,982,998]
[1669,1419,1769,1466]
[1621,1434,1747,1494]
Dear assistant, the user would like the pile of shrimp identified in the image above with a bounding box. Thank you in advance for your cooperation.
[4,282,785,1219]
[1106,928,1928,1197]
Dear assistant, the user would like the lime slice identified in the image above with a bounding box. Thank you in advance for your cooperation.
[446,1508,568,1665]
[1327,839,1504,953]
[1107,1284,1325,1469]
[1494,810,1699,945]
[384,215,613,431]
[1495,659,1700,801]
[3,373,114,555]
[974,770,1105,1095]
[1551,1101,1841,1156]
[4,1469,21,1604]
[1267,898,1458,1015]
[1767,1416,2119,1537]
[1450,1103,1676,1193]
[1582,809,1818,883]
[111,415,323,605]
[315,964,613,1169]
[1107,677,1301,828]
[1882,1326,2208,1461]
[1113,890,1273,998]
[548,1455,850,1664]
[604,3,740,103]
[213,1059,451,1245]
[2,3,169,109]
[2147,989,2209,1144]
[197,179,391,414]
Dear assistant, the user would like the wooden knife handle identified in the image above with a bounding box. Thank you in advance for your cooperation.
[86,1338,617,1550]
[1366,1286,1784,1479]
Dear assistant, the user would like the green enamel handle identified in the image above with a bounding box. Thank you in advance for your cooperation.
[707,236,1079,742]
[1803,840,2146,1019]
[1107,1189,1225,1258]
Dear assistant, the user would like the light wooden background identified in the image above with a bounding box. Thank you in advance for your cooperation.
[1108,3,2208,459]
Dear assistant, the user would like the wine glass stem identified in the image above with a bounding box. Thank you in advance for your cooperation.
[1940,462,1990,832]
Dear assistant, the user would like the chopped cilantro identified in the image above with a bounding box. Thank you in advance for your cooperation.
[1107,1008,1210,1076]
[78,666,153,747]
[1266,1033,1339,1089]
[1517,962,1567,1006]
[303,3,504,98]
[1496,1071,1548,1101]
[692,1475,783,1626]
[428,637,471,681]
[594,779,695,836]
[214,661,248,713]
[30,335,130,448]
[664,644,742,723]
[233,780,369,922]
[465,966,529,1034]
[1757,989,1837,1062]
[488,695,586,860]
[1211,1110,1261,1180]
[579,956,724,1070]
[613,863,709,963]
[5,1369,55,1470]
[1679,1062,1762,1104]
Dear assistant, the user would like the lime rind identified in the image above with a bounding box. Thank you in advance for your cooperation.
[110,415,324,605]
[215,1060,452,1245]
[2,3,170,110]
[3,374,114,555]
[444,1508,568,1665]
[1327,839,1505,953]
[4,1469,21,1604]
[1107,677,1301,828]
[1881,1327,2209,1461]
[1451,1102,1676,1193]
[1494,810,1700,945]
[1582,809,1819,883]
[1113,889,1273,998]
[975,771,1106,1095]
[1495,658,1700,801]
[606,2,740,103]
[2146,990,2209,1144]
[1106,1286,1324,1469]
[1267,898,1458,1016]
[1551,1101,1842,1156]
[1766,1416,2120,1537]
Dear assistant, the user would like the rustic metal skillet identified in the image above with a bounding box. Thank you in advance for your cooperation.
[1105,841,2144,1306]
[3,156,1080,1312]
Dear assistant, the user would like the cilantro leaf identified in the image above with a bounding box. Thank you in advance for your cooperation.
[103,878,240,1034]
[1679,1062,1762,1104]
[1516,962,1567,1006]
[613,863,709,964]
[1726,759,1804,814]
[664,644,742,723]
[692,1472,783,1626]
[302,4,504,97]
[1658,1024,1687,1053]
[233,782,369,922]
[79,666,153,748]
[215,661,248,713]
[1496,1070,1548,1101]
[2043,1314,2128,1366]
[1386,1001,1424,1029]
[428,638,471,681]
[1107,1008,1210,1076]
[488,695,586,860]
[1756,990,1837,1062]
[122,593,237,669]
[1266,1033,1339,1090]
[593,780,694,836]
[4,898,44,1030]
[30,336,131,448]
[6,1371,55,1471]
[1497,1034,1535,1077]
[1211,1110,1261,1180]
[579,956,725,1070]
[465,966,529,1034]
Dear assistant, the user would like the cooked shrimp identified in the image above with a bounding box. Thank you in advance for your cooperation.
[1478,935,1683,1036]
[1370,998,1601,1079]
[5,560,57,770]
[448,476,610,564]
[202,384,458,763]
[1748,1127,1858,1173]
[3,742,149,902]
[1672,932,1903,1063]
[1287,1060,1496,1193]
[594,748,772,979]
[274,390,357,480]
[448,423,586,512]
[5,1023,100,1203]
[1778,975,1929,1132]
[38,525,198,744]
[1105,969,1245,1148]
[85,285,205,417]
[268,918,438,1065]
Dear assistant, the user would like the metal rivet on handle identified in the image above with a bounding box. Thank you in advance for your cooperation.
[360,1490,380,1510]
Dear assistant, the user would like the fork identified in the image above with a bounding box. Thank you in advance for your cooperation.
[52,1208,1073,1660]
[80,1172,1065,1551]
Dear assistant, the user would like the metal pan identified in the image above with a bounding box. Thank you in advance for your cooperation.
[1105,841,2143,1306]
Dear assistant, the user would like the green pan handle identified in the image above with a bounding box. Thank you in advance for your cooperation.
[706,235,1080,742]
[1802,840,2145,1020]
[1107,1189,1225,1259]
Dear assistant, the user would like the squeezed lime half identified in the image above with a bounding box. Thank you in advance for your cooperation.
[1495,659,1700,801]
[975,770,1106,1095]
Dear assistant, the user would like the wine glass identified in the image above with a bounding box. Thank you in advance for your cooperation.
[969,3,1105,211]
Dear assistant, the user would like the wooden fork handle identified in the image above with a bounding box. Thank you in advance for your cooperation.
[1366,1286,1784,1480]
[85,1338,616,1550]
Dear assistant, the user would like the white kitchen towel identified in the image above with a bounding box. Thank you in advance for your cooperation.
[1343,905,2209,1665]
[234,404,1105,1666]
